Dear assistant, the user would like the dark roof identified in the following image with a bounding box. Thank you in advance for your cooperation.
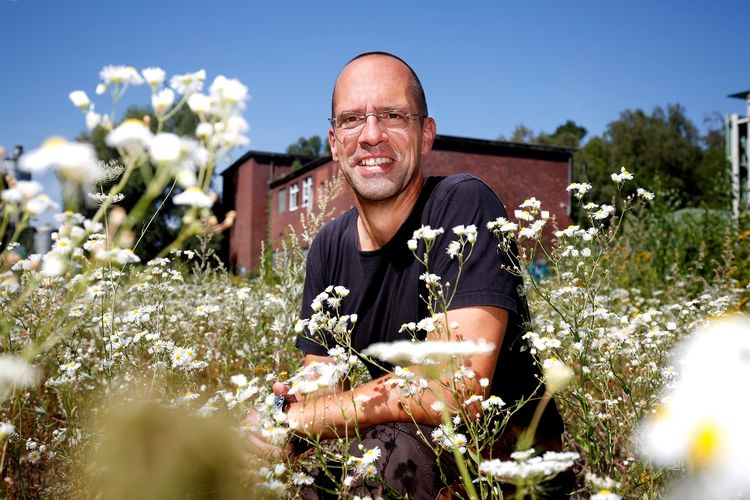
[268,134,574,188]
[433,134,575,158]
[219,149,315,177]
[728,90,750,100]
[268,155,332,188]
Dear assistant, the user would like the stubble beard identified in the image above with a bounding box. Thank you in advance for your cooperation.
[343,159,421,202]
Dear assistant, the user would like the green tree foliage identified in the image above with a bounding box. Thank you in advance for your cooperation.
[576,104,729,209]
[287,135,327,170]
[501,106,729,222]
[500,120,587,149]
[501,123,536,144]
[286,135,323,157]
[537,120,588,149]
[77,105,204,260]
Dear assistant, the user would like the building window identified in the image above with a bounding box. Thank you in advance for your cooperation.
[278,188,287,214]
[289,183,299,211]
[302,177,313,209]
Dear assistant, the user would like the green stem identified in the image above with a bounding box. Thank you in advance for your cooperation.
[517,392,551,452]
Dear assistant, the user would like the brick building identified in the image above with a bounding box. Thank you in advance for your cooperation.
[221,134,574,273]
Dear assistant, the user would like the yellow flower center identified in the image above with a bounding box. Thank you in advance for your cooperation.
[42,136,68,148]
[122,118,145,126]
[689,420,722,467]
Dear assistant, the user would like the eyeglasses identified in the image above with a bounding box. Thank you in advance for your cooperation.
[328,109,426,139]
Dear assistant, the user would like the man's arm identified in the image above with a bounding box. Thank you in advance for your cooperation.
[287,306,507,439]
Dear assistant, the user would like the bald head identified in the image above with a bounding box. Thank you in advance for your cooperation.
[331,52,428,118]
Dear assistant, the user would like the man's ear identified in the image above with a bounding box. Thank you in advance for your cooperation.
[421,117,436,155]
[328,128,339,161]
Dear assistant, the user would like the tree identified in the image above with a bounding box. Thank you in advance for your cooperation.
[286,135,323,157]
[499,123,536,143]
[287,135,327,170]
[500,120,587,148]
[575,104,728,210]
[537,120,588,149]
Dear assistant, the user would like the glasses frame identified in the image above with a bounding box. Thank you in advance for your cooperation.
[328,110,427,140]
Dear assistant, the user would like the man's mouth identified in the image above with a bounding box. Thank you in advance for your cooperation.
[358,157,393,167]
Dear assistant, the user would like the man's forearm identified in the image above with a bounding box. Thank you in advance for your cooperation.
[287,371,478,439]
[289,306,506,439]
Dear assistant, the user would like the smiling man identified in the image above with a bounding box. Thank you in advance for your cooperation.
[274,52,568,499]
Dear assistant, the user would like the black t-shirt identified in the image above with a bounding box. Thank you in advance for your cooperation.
[295,175,560,433]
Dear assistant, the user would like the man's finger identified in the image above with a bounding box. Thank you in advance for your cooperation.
[273,381,291,398]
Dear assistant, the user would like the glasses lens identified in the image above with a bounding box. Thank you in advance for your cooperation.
[337,113,366,130]
[380,111,410,130]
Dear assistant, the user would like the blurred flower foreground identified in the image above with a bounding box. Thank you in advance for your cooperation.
[0,65,749,499]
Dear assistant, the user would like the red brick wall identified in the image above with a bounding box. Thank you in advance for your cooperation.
[227,158,269,273]
[226,158,300,272]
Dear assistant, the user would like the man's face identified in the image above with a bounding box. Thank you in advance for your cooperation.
[329,56,436,202]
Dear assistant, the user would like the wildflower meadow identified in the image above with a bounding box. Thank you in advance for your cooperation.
[1,66,749,499]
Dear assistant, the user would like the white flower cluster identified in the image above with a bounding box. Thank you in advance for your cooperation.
[487,197,549,242]
[87,192,125,205]
[1,180,59,216]
[611,166,634,184]
[586,473,622,500]
[636,187,655,201]
[216,374,260,409]
[384,366,428,397]
[479,448,579,482]
[362,338,494,366]
[554,225,598,241]
[346,444,382,480]
[8,212,141,279]
[445,224,477,259]
[24,437,57,465]
[407,225,445,253]
[33,65,251,214]
[432,424,469,455]
[285,346,359,396]
[566,182,593,199]
[296,286,356,350]
[253,462,288,496]
[452,224,477,242]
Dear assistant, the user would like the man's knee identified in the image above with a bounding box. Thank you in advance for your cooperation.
[348,422,457,500]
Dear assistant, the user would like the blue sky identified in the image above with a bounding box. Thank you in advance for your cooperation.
[1,0,749,206]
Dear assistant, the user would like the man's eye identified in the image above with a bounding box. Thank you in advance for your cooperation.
[339,115,362,124]
[384,111,406,120]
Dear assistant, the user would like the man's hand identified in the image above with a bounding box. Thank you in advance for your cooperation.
[241,382,297,463]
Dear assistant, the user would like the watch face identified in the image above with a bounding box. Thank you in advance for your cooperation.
[274,394,289,413]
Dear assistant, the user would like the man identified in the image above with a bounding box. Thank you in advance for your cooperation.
[273,52,566,498]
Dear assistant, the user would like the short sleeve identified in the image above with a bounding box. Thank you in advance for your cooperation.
[423,176,524,315]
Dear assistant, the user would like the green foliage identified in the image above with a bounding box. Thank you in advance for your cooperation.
[502,123,536,144]
[537,120,588,149]
[286,135,323,157]
[612,196,750,297]
[500,120,587,148]
[503,105,730,219]
[575,104,729,211]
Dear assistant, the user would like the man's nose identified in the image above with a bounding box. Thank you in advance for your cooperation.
[358,114,387,146]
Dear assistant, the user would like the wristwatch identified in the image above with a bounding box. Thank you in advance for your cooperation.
[273,394,291,413]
